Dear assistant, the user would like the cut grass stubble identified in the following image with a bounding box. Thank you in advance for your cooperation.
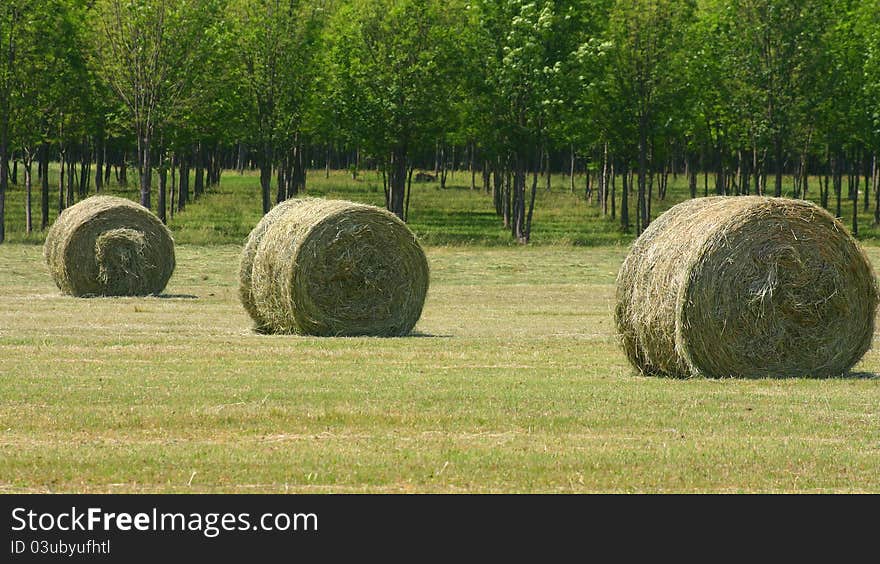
[1,244,880,492]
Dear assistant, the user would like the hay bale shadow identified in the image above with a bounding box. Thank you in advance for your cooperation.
[408,331,452,338]
[844,371,879,380]
[153,294,199,300]
[249,327,450,338]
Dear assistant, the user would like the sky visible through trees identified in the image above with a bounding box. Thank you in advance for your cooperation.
[1,0,879,243]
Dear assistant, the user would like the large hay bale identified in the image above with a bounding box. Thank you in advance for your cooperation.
[615,196,878,378]
[240,198,429,336]
[44,195,175,297]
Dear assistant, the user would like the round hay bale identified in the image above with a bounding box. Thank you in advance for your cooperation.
[44,195,175,297]
[241,198,429,336]
[615,196,878,378]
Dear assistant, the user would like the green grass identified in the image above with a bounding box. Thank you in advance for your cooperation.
[5,165,880,246]
[2,243,879,493]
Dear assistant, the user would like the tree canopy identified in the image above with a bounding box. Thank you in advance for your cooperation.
[1,0,878,242]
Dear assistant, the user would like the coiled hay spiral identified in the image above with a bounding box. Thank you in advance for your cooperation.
[44,196,175,297]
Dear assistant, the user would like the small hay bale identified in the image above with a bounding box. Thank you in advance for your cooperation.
[44,195,175,297]
[240,198,430,336]
[615,196,878,378]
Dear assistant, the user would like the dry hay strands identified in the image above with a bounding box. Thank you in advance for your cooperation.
[44,195,175,297]
[240,198,430,336]
[615,196,878,379]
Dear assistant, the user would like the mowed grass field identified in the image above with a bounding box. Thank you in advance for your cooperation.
[2,241,880,493]
[2,168,880,492]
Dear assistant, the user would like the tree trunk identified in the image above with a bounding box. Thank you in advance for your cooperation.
[79,140,90,197]
[120,154,128,185]
[544,149,551,192]
[834,153,842,218]
[647,158,654,226]
[325,145,330,179]
[610,162,616,220]
[774,136,783,197]
[139,131,152,209]
[821,170,828,210]
[194,144,205,199]
[105,146,112,186]
[741,151,751,197]
[381,166,388,208]
[483,160,491,194]
[439,143,448,190]
[660,161,669,200]
[170,155,176,220]
[0,112,7,243]
[492,163,502,214]
[511,155,526,242]
[24,157,32,234]
[58,148,66,214]
[687,154,697,198]
[469,142,476,190]
[802,156,808,200]
[451,145,456,180]
[620,163,629,232]
[158,164,167,224]
[387,148,408,219]
[95,136,105,192]
[40,142,49,229]
[637,124,648,235]
[405,163,414,222]
[260,143,272,214]
[291,138,306,196]
[502,165,511,228]
[138,131,152,209]
[853,159,859,237]
[702,150,708,197]
[874,152,880,225]
[66,155,75,208]
[276,151,287,204]
[178,158,189,213]
[524,152,539,243]
[601,142,609,214]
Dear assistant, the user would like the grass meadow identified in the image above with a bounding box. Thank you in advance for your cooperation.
[1,168,879,492]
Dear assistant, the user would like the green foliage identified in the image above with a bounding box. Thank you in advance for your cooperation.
[91,0,207,134]
[322,0,467,158]
[3,0,880,241]
[232,0,325,152]
[855,1,880,142]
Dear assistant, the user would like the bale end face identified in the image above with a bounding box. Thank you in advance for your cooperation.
[94,228,149,296]
[44,196,175,297]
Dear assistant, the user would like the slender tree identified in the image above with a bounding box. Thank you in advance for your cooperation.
[91,0,223,209]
